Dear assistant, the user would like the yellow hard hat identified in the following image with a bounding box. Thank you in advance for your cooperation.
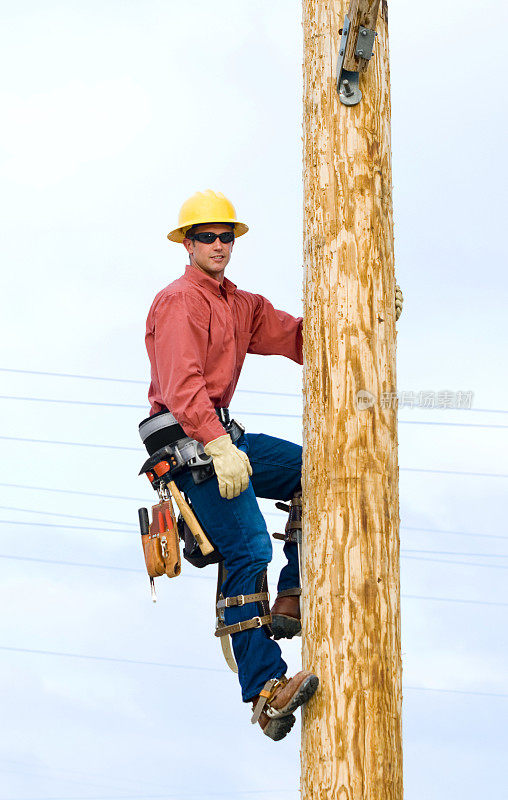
[167,190,249,243]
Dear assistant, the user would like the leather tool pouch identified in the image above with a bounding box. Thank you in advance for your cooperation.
[142,500,181,578]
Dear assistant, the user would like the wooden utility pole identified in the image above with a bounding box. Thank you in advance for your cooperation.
[301,1,403,799]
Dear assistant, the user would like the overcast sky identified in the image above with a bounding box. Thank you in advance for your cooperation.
[1,1,507,798]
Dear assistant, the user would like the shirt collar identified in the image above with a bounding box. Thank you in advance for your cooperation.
[184,262,237,297]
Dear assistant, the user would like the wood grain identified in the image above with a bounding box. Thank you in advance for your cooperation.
[301,1,403,798]
[343,0,382,73]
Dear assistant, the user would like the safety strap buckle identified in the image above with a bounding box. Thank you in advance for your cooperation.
[250,676,288,725]
[216,591,269,610]
[214,613,272,638]
[231,594,245,607]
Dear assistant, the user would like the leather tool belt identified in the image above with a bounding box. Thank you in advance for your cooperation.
[138,407,245,486]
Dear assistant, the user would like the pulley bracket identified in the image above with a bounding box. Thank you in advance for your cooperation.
[355,25,377,60]
[336,15,377,106]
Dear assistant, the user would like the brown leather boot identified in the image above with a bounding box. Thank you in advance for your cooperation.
[251,671,319,741]
[271,592,301,640]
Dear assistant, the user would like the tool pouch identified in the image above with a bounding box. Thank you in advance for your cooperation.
[177,515,223,569]
[139,501,181,579]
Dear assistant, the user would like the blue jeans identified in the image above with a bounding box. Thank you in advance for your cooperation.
[173,432,301,701]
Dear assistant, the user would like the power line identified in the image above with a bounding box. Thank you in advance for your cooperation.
[3,553,508,607]
[0,435,140,451]
[0,645,226,673]
[7,505,500,544]
[0,395,145,410]
[0,367,298,398]
[2,394,508,430]
[403,685,508,699]
[0,482,147,502]
[0,791,298,800]
[398,419,508,431]
[2,437,507,479]
[402,548,508,558]
[0,367,146,385]
[403,554,508,570]
[2,644,507,699]
[0,489,505,545]
[0,553,213,579]
[0,519,135,534]
[0,505,137,527]
[2,367,508,415]
[401,466,508,479]
[0,554,150,575]
[401,525,508,542]
[403,593,508,609]
[0,757,209,798]
[4,518,508,561]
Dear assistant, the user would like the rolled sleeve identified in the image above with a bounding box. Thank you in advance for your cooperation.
[248,294,303,364]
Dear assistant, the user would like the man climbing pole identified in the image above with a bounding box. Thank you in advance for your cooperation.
[142,189,403,740]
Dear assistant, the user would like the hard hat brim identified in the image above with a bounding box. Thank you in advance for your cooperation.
[167,220,249,243]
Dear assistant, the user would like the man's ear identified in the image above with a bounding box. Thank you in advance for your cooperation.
[183,237,193,256]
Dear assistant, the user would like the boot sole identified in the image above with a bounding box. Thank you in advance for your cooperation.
[263,713,296,741]
[273,674,319,717]
[271,614,302,640]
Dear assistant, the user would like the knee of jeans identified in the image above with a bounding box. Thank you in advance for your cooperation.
[245,531,272,570]
[231,533,272,577]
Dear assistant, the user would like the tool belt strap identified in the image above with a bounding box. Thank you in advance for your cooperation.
[216,591,269,610]
[215,614,272,638]
[251,676,289,725]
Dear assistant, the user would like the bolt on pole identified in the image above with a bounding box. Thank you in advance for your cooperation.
[301,1,403,798]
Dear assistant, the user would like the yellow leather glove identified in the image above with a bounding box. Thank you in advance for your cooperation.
[204,434,253,500]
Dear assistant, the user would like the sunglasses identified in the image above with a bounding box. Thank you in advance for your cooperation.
[188,231,235,244]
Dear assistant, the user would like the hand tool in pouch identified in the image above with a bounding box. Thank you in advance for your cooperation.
[138,499,181,602]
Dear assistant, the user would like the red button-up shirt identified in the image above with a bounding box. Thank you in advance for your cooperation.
[145,262,303,445]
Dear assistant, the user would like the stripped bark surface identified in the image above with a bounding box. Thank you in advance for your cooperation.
[343,0,382,73]
[301,1,402,799]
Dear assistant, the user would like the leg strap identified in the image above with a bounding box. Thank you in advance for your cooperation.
[251,676,289,724]
[273,490,302,544]
[216,591,269,609]
[215,562,238,673]
[276,587,301,598]
[214,614,272,637]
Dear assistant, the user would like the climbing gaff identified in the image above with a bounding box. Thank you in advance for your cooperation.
[273,490,303,584]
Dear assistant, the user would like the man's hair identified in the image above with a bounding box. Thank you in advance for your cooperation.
[186,222,235,239]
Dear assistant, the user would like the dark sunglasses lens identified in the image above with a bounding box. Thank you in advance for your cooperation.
[193,231,234,244]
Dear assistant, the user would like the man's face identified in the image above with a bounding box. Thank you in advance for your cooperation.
[183,223,234,282]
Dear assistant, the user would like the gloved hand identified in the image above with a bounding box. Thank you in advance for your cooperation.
[395,284,403,321]
[204,434,252,500]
